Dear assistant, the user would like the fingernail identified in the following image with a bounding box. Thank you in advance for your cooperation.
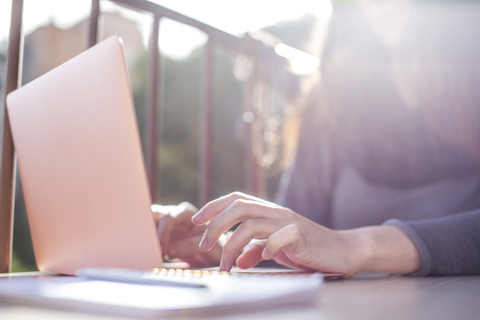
[219,259,226,271]
[262,248,270,260]
[191,213,202,224]
[199,237,209,251]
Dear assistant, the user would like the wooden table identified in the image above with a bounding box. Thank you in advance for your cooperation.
[0,273,479,319]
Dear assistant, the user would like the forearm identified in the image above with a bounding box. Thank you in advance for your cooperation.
[346,225,422,275]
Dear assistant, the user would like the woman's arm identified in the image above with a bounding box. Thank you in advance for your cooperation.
[192,192,423,277]
[161,192,479,277]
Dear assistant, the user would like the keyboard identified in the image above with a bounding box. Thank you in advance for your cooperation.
[76,267,321,288]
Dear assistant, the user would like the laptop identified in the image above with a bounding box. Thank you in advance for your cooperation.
[7,36,162,275]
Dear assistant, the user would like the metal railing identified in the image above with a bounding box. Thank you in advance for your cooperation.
[0,0,306,273]
[0,0,23,274]
[99,0,283,207]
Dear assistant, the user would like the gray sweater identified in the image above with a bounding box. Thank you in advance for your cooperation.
[385,209,480,276]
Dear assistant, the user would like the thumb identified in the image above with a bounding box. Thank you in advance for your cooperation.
[236,240,266,269]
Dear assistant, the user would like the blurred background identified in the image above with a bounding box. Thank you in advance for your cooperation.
[0,0,331,272]
[3,0,479,273]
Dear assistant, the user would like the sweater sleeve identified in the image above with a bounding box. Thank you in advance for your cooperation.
[384,209,480,276]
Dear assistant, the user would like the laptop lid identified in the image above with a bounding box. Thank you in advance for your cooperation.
[6,36,163,275]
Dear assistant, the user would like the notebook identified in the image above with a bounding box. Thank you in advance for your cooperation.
[0,271,323,317]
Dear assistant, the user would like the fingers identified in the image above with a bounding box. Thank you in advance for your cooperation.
[171,202,204,236]
[168,235,222,268]
[236,240,266,269]
[157,202,200,255]
[192,192,276,225]
[157,214,175,255]
[219,219,279,271]
[271,249,314,271]
[236,237,310,271]
[171,202,198,218]
[151,204,175,225]
[167,235,204,260]
[262,224,306,261]
[198,199,286,252]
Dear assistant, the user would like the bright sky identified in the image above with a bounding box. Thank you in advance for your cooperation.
[0,0,332,59]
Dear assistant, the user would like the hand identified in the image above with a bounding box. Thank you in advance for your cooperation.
[154,202,224,268]
[191,192,357,275]
[192,192,422,277]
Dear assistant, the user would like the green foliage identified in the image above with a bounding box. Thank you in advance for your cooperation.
[158,46,245,206]
[12,250,36,272]
[12,178,37,272]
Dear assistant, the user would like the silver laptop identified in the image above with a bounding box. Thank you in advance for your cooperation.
[7,36,162,275]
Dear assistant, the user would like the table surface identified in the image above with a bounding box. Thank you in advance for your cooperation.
[0,273,479,320]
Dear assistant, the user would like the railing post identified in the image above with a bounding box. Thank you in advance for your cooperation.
[199,37,215,206]
[88,0,100,48]
[0,0,24,274]
[146,14,161,203]
[244,67,267,199]
[244,74,255,196]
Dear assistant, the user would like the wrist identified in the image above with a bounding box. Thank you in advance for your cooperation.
[347,226,422,275]
[342,228,374,275]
